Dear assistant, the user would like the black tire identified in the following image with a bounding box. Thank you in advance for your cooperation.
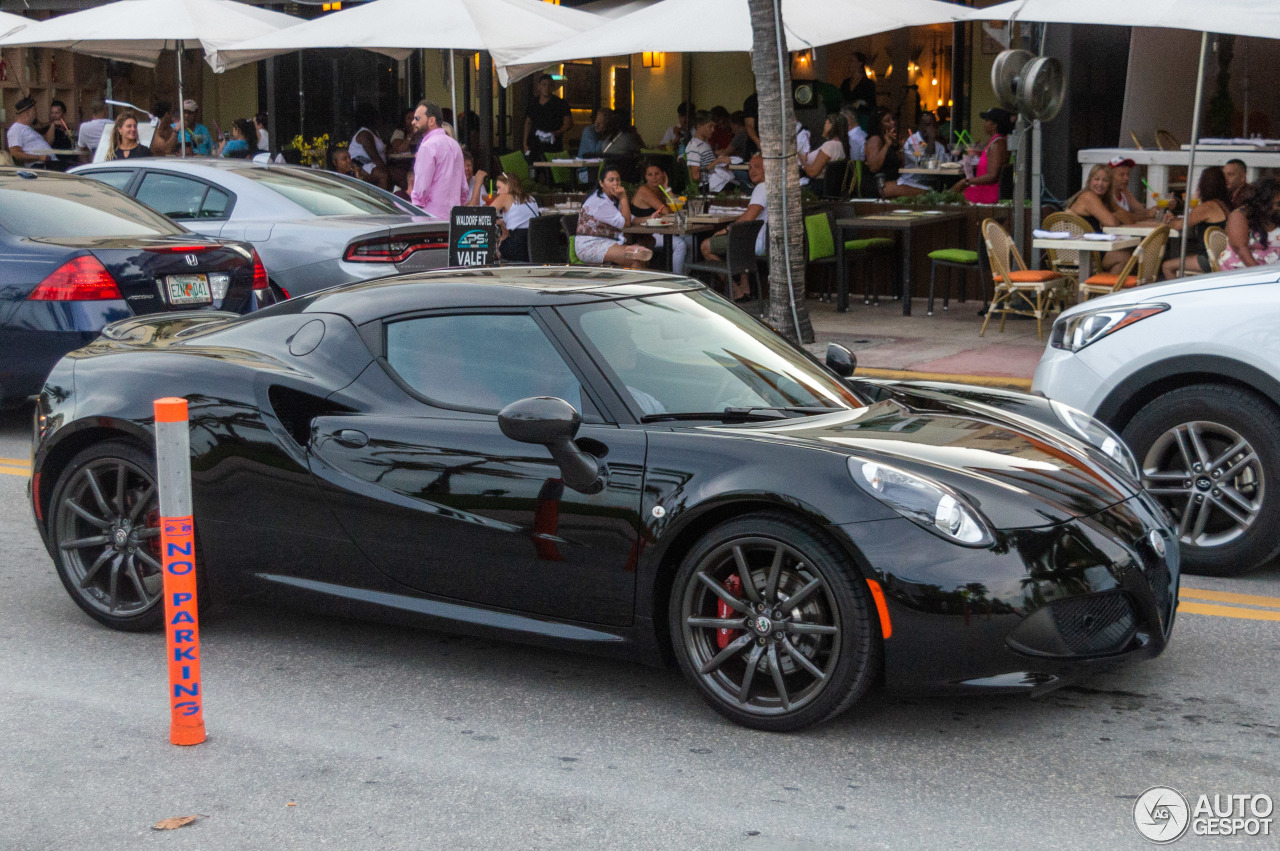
[48,440,166,631]
[668,513,879,731]
[1122,384,1280,577]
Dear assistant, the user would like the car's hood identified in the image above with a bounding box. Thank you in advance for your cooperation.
[1059,266,1280,316]
[706,389,1138,530]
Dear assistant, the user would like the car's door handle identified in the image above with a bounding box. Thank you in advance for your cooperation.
[332,429,369,448]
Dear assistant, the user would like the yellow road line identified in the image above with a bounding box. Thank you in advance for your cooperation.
[856,367,1033,391]
[1180,587,1280,610]
[0,465,30,478]
[0,457,29,464]
[1179,600,1280,623]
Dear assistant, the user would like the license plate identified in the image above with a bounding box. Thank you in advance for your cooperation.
[165,274,212,305]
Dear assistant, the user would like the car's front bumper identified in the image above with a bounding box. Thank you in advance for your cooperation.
[1031,343,1109,414]
[834,489,1178,695]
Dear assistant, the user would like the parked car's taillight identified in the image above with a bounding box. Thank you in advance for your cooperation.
[344,234,449,263]
[251,249,270,291]
[28,256,123,301]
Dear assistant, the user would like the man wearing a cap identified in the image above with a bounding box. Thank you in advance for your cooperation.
[6,97,54,165]
[1107,156,1157,222]
[176,99,213,156]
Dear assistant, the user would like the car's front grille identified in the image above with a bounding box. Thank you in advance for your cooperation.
[1049,591,1137,655]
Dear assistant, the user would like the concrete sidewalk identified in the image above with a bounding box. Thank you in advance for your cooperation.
[787,296,1048,390]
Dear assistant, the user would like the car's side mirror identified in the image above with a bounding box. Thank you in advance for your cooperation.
[826,343,857,377]
[498,396,604,494]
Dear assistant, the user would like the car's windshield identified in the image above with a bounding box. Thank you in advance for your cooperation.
[561,290,862,417]
[0,177,182,238]
[228,166,417,216]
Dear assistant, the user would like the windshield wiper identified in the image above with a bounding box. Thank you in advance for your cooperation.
[640,410,785,423]
[640,406,841,424]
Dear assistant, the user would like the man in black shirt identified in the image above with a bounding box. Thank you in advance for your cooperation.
[742,92,759,151]
[523,74,572,175]
[841,52,877,110]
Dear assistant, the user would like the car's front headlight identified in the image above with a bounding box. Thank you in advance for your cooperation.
[1051,400,1140,480]
[851,458,994,547]
[1050,303,1169,352]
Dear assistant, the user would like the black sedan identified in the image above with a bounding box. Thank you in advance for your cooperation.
[31,269,1179,731]
[0,168,275,406]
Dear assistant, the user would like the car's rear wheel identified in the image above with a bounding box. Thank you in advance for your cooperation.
[49,440,165,631]
[669,514,877,731]
[1122,384,1280,576]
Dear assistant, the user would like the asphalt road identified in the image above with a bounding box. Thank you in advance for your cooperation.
[1,406,1277,850]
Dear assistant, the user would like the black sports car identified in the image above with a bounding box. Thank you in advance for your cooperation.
[0,168,277,406]
[31,268,1179,731]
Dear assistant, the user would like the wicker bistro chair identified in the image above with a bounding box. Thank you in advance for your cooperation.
[686,220,766,302]
[1079,225,1170,300]
[1205,225,1229,272]
[1040,210,1093,295]
[980,218,1067,340]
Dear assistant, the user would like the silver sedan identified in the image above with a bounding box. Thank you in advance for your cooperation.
[71,159,450,297]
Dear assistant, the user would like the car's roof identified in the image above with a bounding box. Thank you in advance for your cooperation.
[0,167,92,185]
[77,157,280,174]
[274,267,704,324]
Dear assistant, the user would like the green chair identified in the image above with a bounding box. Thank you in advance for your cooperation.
[559,214,582,265]
[499,150,530,183]
[803,212,839,301]
[544,151,573,188]
[927,248,981,315]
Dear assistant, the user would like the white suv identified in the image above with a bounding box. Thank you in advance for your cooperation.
[1034,266,1280,577]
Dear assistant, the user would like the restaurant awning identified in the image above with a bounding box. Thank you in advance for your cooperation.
[216,0,602,85]
[0,0,302,72]
[499,0,972,84]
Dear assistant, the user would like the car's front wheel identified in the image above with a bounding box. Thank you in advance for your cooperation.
[1123,384,1280,576]
[669,514,878,731]
[49,440,165,631]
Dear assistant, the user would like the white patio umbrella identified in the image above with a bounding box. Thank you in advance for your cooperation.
[0,11,28,40]
[500,0,971,83]
[0,0,303,155]
[218,0,602,129]
[971,0,1280,270]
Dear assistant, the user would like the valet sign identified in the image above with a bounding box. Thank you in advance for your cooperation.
[1134,786,1273,843]
[449,206,498,267]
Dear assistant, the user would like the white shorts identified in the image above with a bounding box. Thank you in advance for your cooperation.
[575,235,618,265]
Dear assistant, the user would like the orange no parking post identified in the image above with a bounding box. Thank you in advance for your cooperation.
[155,397,206,746]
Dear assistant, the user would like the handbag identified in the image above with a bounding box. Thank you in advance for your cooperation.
[577,201,622,240]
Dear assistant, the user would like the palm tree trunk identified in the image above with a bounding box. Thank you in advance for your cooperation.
[747,0,813,344]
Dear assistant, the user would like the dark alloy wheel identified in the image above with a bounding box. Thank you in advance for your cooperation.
[49,441,165,631]
[669,514,878,731]
[1122,384,1280,577]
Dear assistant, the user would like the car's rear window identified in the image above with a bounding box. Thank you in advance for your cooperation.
[0,177,182,237]
[227,166,416,216]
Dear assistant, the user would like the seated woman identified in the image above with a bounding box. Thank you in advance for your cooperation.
[891,111,947,198]
[1065,164,1130,274]
[799,113,849,197]
[489,173,540,263]
[576,164,653,269]
[462,149,488,206]
[864,108,903,198]
[952,107,1012,205]
[218,118,257,159]
[1220,177,1280,271]
[104,113,152,161]
[630,160,691,275]
[1161,165,1232,279]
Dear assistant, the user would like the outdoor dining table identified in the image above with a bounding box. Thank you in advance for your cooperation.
[1030,235,1140,282]
[622,218,720,272]
[834,210,967,315]
[1103,225,1180,238]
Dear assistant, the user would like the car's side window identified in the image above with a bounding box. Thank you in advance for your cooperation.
[385,313,596,419]
[135,173,209,220]
[200,188,231,218]
[84,170,135,192]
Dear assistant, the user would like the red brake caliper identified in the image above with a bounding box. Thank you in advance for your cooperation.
[717,574,743,649]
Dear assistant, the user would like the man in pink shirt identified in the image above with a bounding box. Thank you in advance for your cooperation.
[409,100,468,218]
